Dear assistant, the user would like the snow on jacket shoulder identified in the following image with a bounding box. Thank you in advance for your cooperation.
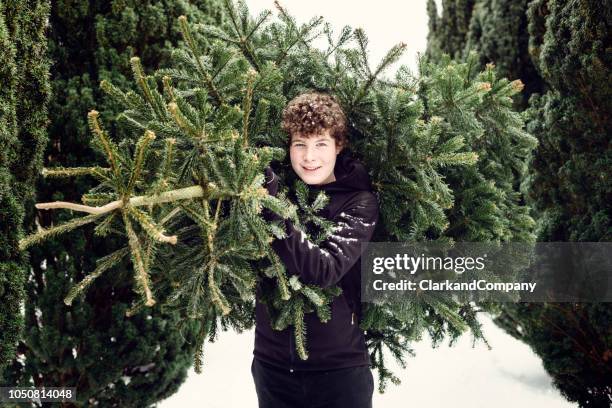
[272,190,378,288]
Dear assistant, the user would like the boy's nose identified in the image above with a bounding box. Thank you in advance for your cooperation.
[303,146,315,162]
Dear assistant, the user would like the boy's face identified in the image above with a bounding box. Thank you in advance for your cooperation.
[289,129,342,186]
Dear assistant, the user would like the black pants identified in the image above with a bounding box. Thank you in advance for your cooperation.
[251,358,374,408]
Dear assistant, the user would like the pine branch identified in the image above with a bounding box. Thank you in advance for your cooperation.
[161,75,176,100]
[87,110,121,181]
[223,0,262,71]
[82,192,116,206]
[152,138,176,194]
[19,213,105,250]
[353,40,407,107]
[207,260,231,315]
[272,1,324,65]
[94,211,116,237]
[178,15,225,106]
[198,23,240,45]
[123,211,156,307]
[35,184,222,215]
[42,166,111,181]
[64,247,130,305]
[130,57,166,118]
[292,297,308,360]
[354,28,372,77]
[127,206,178,245]
[100,79,129,107]
[167,102,202,140]
[244,9,272,42]
[242,70,256,147]
[193,318,212,373]
[126,130,156,195]
[268,251,290,300]
[35,201,122,215]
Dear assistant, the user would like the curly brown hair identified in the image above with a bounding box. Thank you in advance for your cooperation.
[281,92,348,148]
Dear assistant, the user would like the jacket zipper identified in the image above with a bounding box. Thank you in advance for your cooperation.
[289,332,295,373]
[351,312,355,325]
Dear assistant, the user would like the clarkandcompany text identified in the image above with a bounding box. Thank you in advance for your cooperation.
[372,279,537,293]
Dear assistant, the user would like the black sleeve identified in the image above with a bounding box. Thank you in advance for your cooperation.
[270,191,379,288]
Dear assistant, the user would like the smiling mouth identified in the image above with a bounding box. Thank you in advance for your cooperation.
[302,166,321,172]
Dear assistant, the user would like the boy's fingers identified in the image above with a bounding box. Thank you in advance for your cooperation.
[265,167,275,183]
[264,167,279,196]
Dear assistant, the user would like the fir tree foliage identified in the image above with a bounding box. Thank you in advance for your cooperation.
[23,0,535,392]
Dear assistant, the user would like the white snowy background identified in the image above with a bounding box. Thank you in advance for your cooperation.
[160,1,576,407]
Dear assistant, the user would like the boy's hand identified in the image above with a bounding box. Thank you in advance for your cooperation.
[264,166,279,197]
[262,167,283,224]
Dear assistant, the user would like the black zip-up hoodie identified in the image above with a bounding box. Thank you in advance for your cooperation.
[254,150,379,371]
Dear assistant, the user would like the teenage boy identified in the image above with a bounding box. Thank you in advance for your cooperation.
[252,92,379,408]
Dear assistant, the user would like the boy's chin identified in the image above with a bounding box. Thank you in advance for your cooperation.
[300,177,322,185]
[298,173,329,185]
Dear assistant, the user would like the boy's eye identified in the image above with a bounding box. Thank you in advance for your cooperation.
[316,143,328,147]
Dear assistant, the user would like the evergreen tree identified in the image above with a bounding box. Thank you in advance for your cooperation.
[3,1,231,406]
[526,0,610,242]
[426,0,476,62]
[427,1,611,406]
[0,0,50,381]
[21,0,537,394]
[505,2,611,405]
[494,303,612,407]
[427,0,542,108]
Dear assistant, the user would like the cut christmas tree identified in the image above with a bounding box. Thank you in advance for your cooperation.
[20,0,536,393]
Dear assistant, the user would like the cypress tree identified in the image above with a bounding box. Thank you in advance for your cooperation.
[426,0,476,62]
[427,0,542,108]
[3,1,229,406]
[505,2,611,405]
[464,0,543,108]
[0,4,23,381]
[0,0,51,381]
[526,0,610,242]
[427,1,612,406]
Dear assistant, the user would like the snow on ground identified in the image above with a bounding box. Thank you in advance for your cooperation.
[159,315,575,407]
